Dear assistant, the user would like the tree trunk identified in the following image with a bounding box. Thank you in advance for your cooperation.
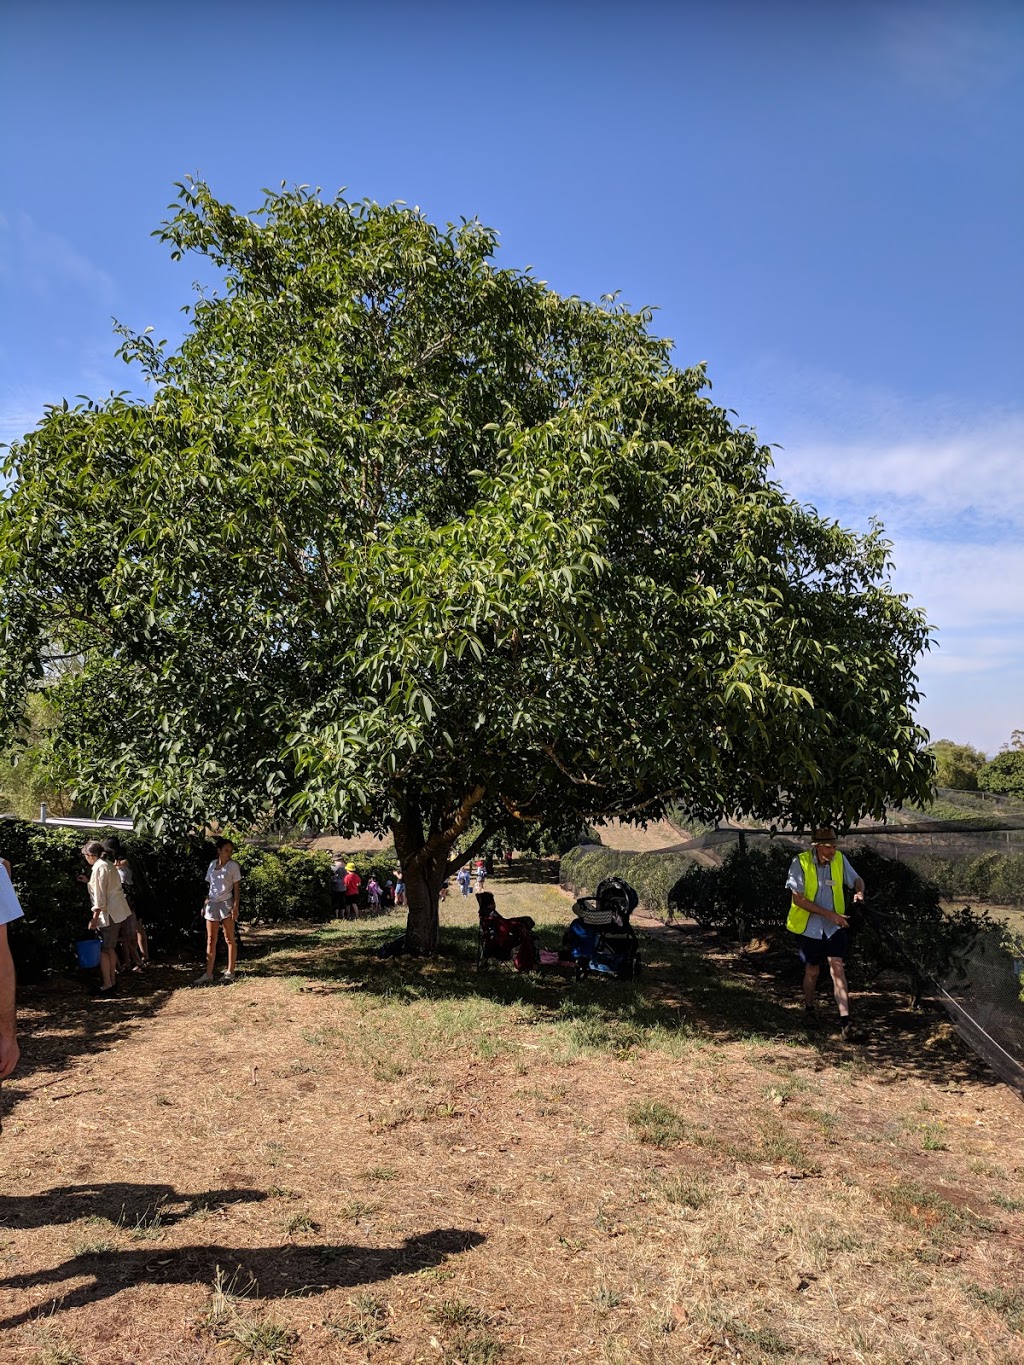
[403,856,445,955]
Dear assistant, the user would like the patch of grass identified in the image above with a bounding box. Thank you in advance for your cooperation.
[659,1174,710,1209]
[203,1268,295,1363]
[431,1296,487,1329]
[443,1331,503,1364]
[626,1100,687,1148]
[229,1319,296,1363]
[129,1203,168,1241]
[361,1165,398,1182]
[154,1094,172,1107]
[875,1181,992,1238]
[993,1193,1024,1212]
[966,1285,1024,1335]
[367,1104,414,1132]
[332,1292,393,1348]
[968,1158,1006,1178]
[204,1267,258,1332]
[757,1122,817,1172]
[70,1237,116,1256]
[28,1323,85,1365]
[337,1199,377,1222]
[920,1122,949,1151]
[593,1283,623,1309]
[282,1211,318,1235]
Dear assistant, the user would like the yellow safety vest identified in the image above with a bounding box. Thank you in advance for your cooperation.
[787,849,846,935]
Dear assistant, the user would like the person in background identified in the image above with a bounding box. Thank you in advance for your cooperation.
[366,875,382,913]
[82,841,134,995]
[195,837,242,985]
[343,862,362,919]
[383,876,395,908]
[0,857,23,1078]
[330,853,347,919]
[393,873,406,908]
[786,827,866,1041]
[457,866,472,897]
[474,858,487,892]
[100,837,145,972]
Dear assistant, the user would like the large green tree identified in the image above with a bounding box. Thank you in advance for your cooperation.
[926,738,987,791]
[979,733,1024,800]
[0,183,934,951]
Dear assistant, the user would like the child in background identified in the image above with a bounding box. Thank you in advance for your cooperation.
[367,876,381,912]
[394,875,406,908]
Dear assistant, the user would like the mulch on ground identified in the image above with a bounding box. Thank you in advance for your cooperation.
[2,869,1024,1363]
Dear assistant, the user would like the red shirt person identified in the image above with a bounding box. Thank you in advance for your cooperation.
[343,864,362,920]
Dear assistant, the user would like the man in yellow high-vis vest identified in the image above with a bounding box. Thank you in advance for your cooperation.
[786,827,865,1040]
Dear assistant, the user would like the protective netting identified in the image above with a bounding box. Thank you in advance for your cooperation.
[662,816,1024,1094]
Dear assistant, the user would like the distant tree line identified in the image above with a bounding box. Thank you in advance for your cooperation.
[927,732,1024,798]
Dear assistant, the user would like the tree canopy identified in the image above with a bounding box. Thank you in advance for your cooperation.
[979,740,1024,800]
[0,182,934,949]
[926,738,987,791]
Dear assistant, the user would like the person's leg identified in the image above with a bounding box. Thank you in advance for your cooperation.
[828,957,850,1019]
[99,945,117,989]
[136,919,149,962]
[802,962,820,1009]
[223,918,237,977]
[98,922,119,989]
[204,917,219,978]
[122,914,144,969]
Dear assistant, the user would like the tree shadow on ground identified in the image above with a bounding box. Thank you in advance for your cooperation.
[0,1225,485,1331]
[236,906,997,1089]
[3,966,197,1124]
[0,1182,267,1231]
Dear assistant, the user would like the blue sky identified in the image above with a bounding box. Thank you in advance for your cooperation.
[1,0,1021,752]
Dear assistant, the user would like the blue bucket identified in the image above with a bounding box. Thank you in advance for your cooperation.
[75,937,102,970]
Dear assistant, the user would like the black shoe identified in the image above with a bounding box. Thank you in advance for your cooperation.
[803,1005,819,1027]
[840,1019,867,1043]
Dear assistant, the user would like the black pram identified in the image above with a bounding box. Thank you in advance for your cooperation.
[566,877,641,980]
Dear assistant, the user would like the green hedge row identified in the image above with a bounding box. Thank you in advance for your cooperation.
[903,851,1024,907]
[0,819,397,979]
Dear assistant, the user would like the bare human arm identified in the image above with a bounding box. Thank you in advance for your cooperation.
[791,874,865,926]
[0,923,18,1080]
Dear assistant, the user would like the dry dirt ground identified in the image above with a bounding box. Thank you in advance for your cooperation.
[3,865,1024,1364]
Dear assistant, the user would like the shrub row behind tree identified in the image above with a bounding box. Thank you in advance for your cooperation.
[0,820,396,979]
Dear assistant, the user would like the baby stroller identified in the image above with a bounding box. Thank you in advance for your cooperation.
[476,892,538,972]
[566,877,641,980]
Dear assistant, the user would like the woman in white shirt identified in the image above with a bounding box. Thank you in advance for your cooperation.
[81,841,133,995]
[195,838,242,986]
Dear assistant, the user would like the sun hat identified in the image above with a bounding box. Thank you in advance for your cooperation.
[345,862,356,871]
[811,827,838,845]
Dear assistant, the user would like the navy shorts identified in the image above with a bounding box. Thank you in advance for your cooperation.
[795,928,848,966]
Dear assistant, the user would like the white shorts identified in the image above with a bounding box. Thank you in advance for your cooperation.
[205,900,235,922]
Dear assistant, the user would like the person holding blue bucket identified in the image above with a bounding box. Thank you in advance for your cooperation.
[82,841,134,996]
[1,857,23,1079]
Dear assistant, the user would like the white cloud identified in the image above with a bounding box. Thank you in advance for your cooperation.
[0,213,117,309]
[876,1,1023,101]
[772,412,1024,530]
[886,538,1024,632]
